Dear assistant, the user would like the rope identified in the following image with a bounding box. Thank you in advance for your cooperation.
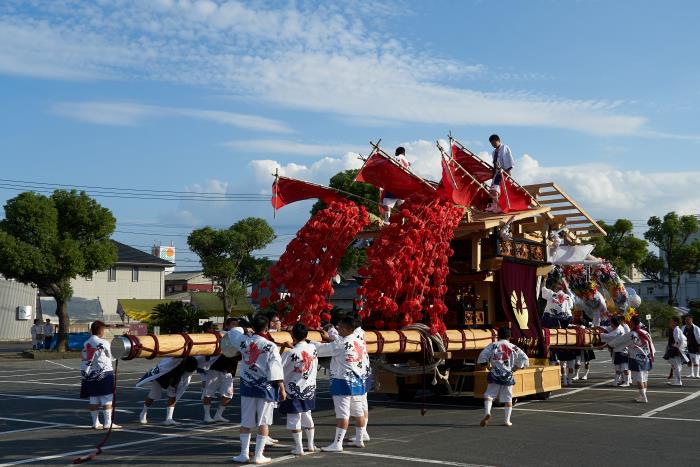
[372,324,446,378]
[73,359,119,464]
[180,333,194,357]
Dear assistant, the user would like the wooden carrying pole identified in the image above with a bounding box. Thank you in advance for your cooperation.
[112,327,603,360]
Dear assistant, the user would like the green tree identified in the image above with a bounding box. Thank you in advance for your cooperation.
[0,190,116,351]
[587,219,648,274]
[640,212,700,305]
[636,300,678,336]
[188,218,275,320]
[150,301,209,333]
[311,169,379,273]
[311,169,381,216]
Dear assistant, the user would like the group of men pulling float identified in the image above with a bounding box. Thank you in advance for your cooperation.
[76,133,699,463]
[79,312,371,464]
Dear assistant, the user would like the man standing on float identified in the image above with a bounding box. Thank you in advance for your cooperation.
[382,146,411,223]
[486,134,514,213]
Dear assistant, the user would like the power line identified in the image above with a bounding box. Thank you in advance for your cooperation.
[0,178,269,197]
[0,182,269,202]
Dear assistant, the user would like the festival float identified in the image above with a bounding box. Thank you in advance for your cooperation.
[112,136,639,401]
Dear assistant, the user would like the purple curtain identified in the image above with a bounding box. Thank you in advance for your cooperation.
[498,261,546,357]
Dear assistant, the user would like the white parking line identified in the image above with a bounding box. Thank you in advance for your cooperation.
[45,360,76,370]
[0,424,236,466]
[343,451,493,466]
[0,425,64,435]
[640,389,700,417]
[0,380,79,387]
[549,379,614,399]
[513,407,700,423]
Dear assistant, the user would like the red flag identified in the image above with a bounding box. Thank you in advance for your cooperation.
[356,152,435,199]
[437,155,487,207]
[450,144,532,213]
[271,176,344,209]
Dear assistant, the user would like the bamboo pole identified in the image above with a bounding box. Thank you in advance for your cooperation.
[112,327,603,360]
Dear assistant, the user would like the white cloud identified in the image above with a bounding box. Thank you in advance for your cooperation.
[248,152,364,188]
[224,139,364,157]
[515,154,700,220]
[50,101,292,133]
[0,1,671,137]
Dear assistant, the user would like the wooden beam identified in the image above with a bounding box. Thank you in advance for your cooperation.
[548,206,581,212]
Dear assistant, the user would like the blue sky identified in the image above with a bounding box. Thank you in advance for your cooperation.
[1,0,698,267]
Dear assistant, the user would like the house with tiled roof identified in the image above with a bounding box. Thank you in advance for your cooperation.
[41,241,175,323]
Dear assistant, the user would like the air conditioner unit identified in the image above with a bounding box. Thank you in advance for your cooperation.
[17,305,32,320]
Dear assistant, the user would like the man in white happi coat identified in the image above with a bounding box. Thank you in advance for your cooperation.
[80,320,119,429]
[682,315,700,378]
[315,316,369,452]
[228,315,286,464]
[477,326,529,427]
[600,316,631,387]
[280,323,319,456]
[665,316,688,386]
[540,280,577,386]
[609,315,655,403]
[136,356,198,425]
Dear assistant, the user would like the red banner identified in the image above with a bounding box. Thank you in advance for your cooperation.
[450,144,532,213]
[271,176,344,209]
[356,152,435,199]
[436,156,486,207]
[498,261,546,357]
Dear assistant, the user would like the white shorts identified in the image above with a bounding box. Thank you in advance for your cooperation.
[147,381,177,400]
[361,393,368,413]
[631,371,649,383]
[286,411,314,430]
[689,353,700,365]
[203,370,234,399]
[241,396,275,429]
[89,394,113,405]
[483,383,513,404]
[332,395,364,420]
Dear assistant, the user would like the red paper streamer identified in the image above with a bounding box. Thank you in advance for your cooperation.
[358,196,463,334]
[267,200,369,328]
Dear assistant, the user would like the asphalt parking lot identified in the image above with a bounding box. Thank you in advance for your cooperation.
[1,345,698,467]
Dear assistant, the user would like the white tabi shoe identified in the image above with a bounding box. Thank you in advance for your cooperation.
[213,414,229,422]
[163,418,179,425]
[253,455,271,465]
[362,431,370,442]
[635,397,648,403]
[290,448,306,456]
[321,443,344,453]
[350,439,365,448]
[265,437,279,446]
[106,423,122,429]
[503,421,513,427]
[203,416,215,423]
[306,445,318,453]
[92,423,104,430]
[618,383,631,388]
[232,454,249,464]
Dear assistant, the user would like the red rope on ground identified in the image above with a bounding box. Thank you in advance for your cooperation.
[73,359,120,464]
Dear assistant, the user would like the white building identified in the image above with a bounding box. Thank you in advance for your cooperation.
[41,241,174,323]
[628,223,700,306]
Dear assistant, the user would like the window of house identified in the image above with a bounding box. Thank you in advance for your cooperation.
[132,266,139,282]
[108,267,117,282]
[86,272,93,281]
[647,287,654,295]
